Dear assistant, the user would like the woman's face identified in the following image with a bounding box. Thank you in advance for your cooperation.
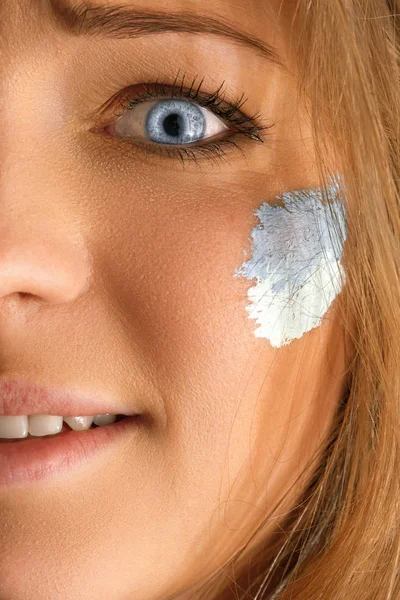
[0,1,348,599]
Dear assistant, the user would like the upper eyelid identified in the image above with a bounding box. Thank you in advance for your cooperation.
[114,82,244,117]
[108,80,270,140]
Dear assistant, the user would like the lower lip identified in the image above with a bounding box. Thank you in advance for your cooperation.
[0,416,141,489]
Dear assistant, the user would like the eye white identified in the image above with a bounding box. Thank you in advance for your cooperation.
[113,98,229,146]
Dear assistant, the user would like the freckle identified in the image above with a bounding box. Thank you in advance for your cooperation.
[233,174,348,348]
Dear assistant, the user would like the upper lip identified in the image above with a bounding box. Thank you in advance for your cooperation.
[0,377,138,417]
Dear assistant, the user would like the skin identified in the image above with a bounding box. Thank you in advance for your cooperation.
[0,1,350,599]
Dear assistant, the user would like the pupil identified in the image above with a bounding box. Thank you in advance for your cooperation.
[163,113,181,137]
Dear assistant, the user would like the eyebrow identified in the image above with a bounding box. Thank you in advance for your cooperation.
[48,0,287,70]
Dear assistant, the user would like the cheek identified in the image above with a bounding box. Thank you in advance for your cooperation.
[79,174,348,573]
[104,173,347,431]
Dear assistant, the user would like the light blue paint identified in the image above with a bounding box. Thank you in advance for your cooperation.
[234,174,347,347]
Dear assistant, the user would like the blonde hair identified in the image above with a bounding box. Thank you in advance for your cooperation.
[196,1,400,598]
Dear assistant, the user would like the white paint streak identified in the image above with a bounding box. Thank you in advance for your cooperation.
[234,174,347,348]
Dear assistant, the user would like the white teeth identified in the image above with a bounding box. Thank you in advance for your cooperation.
[0,415,29,439]
[0,413,120,439]
[29,415,64,437]
[93,414,117,426]
[63,416,94,431]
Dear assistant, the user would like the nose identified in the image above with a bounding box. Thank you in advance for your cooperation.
[0,160,90,306]
[0,64,91,308]
[0,216,90,305]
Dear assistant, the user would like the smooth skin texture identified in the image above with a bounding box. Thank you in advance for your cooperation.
[0,1,349,599]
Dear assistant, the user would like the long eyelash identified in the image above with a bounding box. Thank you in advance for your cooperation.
[110,69,275,164]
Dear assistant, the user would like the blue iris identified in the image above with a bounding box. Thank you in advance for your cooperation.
[145,99,206,145]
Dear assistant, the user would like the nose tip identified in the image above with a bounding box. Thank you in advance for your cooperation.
[0,231,90,306]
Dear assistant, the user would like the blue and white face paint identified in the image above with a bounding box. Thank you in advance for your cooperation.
[234,174,347,348]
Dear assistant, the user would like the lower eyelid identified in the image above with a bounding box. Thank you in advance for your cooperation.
[99,128,245,167]
[99,123,268,172]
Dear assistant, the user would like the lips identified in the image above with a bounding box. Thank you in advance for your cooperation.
[0,376,143,488]
[0,376,140,416]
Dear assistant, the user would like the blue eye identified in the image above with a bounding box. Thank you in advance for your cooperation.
[113,98,229,147]
[146,99,205,144]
